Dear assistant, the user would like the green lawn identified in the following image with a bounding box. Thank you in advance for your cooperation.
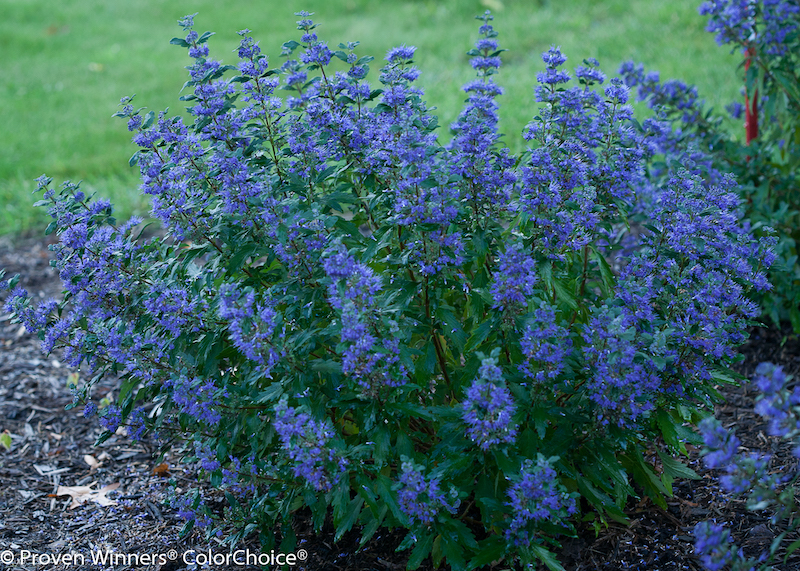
[0,0,743,236]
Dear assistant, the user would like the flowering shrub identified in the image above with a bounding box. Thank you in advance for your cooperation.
[621,0,800,333]
[1,10,774,570]
[694,363,800,570]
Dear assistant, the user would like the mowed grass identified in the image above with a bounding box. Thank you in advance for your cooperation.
[0,0,743,236]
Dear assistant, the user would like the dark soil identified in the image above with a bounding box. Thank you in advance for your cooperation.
[1,235,799,571]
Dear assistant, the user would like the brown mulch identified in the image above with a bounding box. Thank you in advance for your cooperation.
[1,234,799,571]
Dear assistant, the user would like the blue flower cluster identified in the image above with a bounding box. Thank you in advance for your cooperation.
[518,304,572,385]
[619,62,702,124]
[489,244,537,311]
[323,246,406,392]
[32,185,148,372]
[369,46,464,276]
[698,417,741,469]
[699,0,757,47]
[699,0,799,55]
[397,459,459,525]
[752,362,800,440]
[171,490,213,530]
[580,169,773,426]
[143,280,206,337]
[218,284,280,375]
[462,357,518,450]
[99,405,122,433]
[693,521,736,571]
[520,48,645,254]
[194,442,221,472]
[694,363,800,570]
[3,288,57,333]
[506,455,577,546]
[447,12,517,216]
[617,61,722,184]
[759,0,800,55]
[581,308,662,426]
[166,374,225,427]
[273,398,346,491]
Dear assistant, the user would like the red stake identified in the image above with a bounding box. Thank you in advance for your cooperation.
[744,45,759,144]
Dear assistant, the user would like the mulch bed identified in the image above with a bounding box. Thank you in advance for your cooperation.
[1,234,798,571]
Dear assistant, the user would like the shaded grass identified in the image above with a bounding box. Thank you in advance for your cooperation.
[1,0,742,236]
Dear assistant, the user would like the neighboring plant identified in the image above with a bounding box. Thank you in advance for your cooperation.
[1,10,774,570]
[694,363,800,571]
[620,0,800,332]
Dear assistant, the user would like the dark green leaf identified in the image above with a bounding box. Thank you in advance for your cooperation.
[620,453,668,509]
[530,545,566,571]
[468,536,506,568]
[591,247,615,295]
[437,308,467,353]
[334,495,364,542]
[358,505,388,547]
[657,450,700,480]
[785,538,800,561]
[465,316,499,352]
[406,533,435,570]
[576,475,629,523]
[441,535,468,570]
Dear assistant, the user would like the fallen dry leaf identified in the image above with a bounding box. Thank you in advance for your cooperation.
[83,454,100,474]
[152,462,170,477]
[56,482,120,509]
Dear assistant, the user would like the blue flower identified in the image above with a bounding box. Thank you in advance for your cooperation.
[167,374,225,427]
[488,244,537,310]
[462,358,518,450]
[698,417,740,469]
[218,284,279,375]
[301,42,333,67]
[83,401,97,419]
[386,45,416,64]
[274,398,347,491]
[576,59,606,84]
[127,407,147,441]
[541,46,567,67]
[99,405,122,433]
[195,442,221,472]
[761,0,800,55]
[519,304,572,383]
[693,521,734,571]
[752,363,800,438]
[698,0,756,46]
[725,101,744,119]
[506,455,576,546]
[177,13,196,30]
[397,459,459,525]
